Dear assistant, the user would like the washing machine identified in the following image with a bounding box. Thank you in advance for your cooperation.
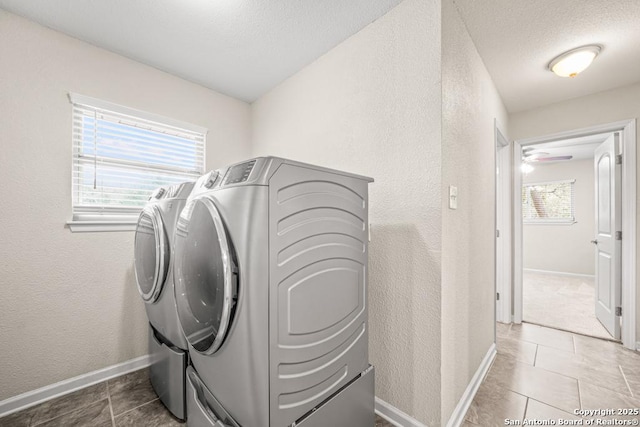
[173,157,375,426]
[133,181,195,420]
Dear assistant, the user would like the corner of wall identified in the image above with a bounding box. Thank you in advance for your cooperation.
[441,0,509,422]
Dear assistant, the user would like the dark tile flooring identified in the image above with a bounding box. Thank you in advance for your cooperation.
[1,368,393,426]
[375,416,394,426]
[0,369,180,427]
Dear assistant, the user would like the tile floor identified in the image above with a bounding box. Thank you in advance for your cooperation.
[523,270,612,339]
[7,323,630,427]
[464,322,640,426]
[0,368,391,426]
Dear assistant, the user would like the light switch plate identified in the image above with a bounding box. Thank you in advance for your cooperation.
[449,185,458,209]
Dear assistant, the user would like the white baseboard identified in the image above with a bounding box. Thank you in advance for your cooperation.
[375,397,427,427]
[524,268,595,279]
[0,355,151,418]
[445,343,497,427]
[374,344,497,427]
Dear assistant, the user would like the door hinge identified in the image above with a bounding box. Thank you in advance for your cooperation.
[496,229,500,238]
[616,231,622,240]
[616,306,622,317]
[497,293,500,301]
[616,154,623,165]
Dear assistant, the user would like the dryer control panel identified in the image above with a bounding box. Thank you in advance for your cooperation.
[222,159,256,186]
[203,171,220,189]
[149,187,166,200]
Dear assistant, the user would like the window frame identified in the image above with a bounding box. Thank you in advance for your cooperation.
[66,93,207,232]
[522,179,576,225]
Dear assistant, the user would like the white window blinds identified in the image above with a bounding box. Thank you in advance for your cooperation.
[70,94,206,221]
[522,179,576,224]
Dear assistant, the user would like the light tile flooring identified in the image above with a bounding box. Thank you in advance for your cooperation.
[523,270,612,340]
[0,368,390,427]
[464,322,640,426]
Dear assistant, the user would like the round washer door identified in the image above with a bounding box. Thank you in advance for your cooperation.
[174,197,237,355]
[134,205,170,303]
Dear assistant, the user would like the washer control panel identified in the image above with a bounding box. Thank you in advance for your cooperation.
[222,160,256,186]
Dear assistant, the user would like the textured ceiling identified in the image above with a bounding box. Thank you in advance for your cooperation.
[0,0,403,102]
[453,0,640,112]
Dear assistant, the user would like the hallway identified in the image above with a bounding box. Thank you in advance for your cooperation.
[464,322,640,426]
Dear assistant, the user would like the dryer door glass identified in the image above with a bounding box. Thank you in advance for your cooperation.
[134,207,169,302]
[174,197,237,355]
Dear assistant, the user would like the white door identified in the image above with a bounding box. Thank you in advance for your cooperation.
[594,133,621,339]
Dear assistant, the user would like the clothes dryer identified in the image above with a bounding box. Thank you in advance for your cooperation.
[134,181,194,420]
[174,157,374,426]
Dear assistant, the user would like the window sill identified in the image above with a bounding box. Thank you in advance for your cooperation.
[66,220,137,233]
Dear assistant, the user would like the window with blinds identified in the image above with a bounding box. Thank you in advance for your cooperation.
[522,179,576,224]
[69,93,205,225]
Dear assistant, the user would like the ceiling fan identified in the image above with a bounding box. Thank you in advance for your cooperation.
[522,147,573,163]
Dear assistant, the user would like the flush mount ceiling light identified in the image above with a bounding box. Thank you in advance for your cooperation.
[548,45,601,78]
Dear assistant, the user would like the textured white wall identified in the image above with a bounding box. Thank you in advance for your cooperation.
[441,0,509,422]
[0,10,251,400]
[510,82,640,340]
[251,0,442,423]
[523,160,595,275]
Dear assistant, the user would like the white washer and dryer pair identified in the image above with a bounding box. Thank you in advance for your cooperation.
[133,181,195,421]
[173,157,375,427]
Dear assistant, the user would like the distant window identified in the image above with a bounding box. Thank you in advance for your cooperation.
[522,180,575,224]
[69,93,206,228]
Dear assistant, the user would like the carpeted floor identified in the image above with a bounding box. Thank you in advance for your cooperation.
[523,270,613,340]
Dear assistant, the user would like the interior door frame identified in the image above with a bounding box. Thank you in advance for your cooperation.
[513,119,636,350]
[495,121,512,324]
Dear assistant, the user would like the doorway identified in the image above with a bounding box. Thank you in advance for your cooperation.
[509,120,637,350]
[520,133,613,340]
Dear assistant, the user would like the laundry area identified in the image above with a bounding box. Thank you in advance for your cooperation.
[1,1,640,427]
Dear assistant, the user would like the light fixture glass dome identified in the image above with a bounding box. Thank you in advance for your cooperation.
[549,45,601,78]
